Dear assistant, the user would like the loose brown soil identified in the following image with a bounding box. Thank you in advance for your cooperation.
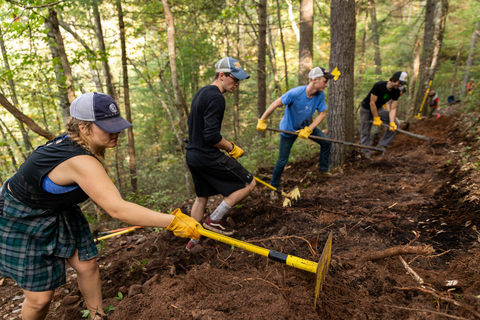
[2,107,480,319]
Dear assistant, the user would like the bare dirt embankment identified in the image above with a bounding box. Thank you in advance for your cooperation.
[1,107,480,320]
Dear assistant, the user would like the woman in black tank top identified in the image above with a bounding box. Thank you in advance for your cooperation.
[0,93,201,320]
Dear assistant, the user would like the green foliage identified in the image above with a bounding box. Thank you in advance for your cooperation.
[129,259,148,272]
[96,239,106,252]
[114,292,124,301]
[80,309,90,319]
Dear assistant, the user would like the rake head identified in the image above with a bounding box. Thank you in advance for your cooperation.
[281,186,301,207]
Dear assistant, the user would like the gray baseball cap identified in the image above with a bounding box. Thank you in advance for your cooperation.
[215,57,250,80]
[70,92,132,133]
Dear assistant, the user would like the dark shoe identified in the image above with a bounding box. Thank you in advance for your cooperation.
[185,238,204,252]
[376,144,387,151]
[203,216,235,235]
[317,171,331,182]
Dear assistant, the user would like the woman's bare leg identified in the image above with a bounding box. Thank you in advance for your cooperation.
[67,249,105,319]
[22,290,54,320]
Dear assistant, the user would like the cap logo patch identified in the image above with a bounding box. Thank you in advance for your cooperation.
[109,103,118,113]
[234,62,241,68]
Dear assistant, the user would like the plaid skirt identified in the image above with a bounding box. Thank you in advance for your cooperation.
[0,183,98,292]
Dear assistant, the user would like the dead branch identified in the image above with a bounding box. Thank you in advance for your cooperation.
[361,245,434,261]
[393,287,480,319]
[385,304,471,320]
[349,210,373,231]
[398,256,424,285]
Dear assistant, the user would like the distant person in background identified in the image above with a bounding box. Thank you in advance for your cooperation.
[360,71,408,158]
[372,86,407,142]
[428,89,441,118]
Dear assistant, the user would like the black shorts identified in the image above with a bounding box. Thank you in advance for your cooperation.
[188,154,254,197]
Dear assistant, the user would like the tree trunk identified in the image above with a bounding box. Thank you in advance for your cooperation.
[408,38,422,118]
[257,0,267,140]
[461,5,480,97]
[328,0,356,168]
[44,12,71,124]
[47,9,76,105]
[0,121,17,171]
[0,117,26,162]
[369,0,382,76]
[452,41,462,96]
[234,22,241,139]
[267,16,280,99]
[161,0,189,129]
[116,0,137,192]
[115,133,126,194]
[298,0,314,86]
[355,11,369,105]
[276,0,289,91]
[425,0,449,90]
[0,27,33,154]
[93,0,117,101]
[0,93,55,141]
[413,0,435,116]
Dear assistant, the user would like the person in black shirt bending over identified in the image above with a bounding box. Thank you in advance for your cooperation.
[360,71,408,158]
[185,57,256,251]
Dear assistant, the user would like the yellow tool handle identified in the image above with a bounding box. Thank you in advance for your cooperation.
[94,228,136,242]
[417,80,433,116]
[254,176,276,191]
[198,228,317,274]
[254,177,291,198]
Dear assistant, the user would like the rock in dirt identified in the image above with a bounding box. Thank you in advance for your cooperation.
[278,226,288,236]
[119,286,127,293]
[62,295,79,305]
[142,274,159,293]
[128,284,143,297]
[169,265,176,277]
[135,236,147,245]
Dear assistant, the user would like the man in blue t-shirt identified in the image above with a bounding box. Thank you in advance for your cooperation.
[256,67,334,188]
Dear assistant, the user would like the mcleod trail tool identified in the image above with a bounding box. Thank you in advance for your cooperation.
[266,127,386,155]
[197,228,333,308]
[94,227,137,242]
[374,122,434,144]
[254,176,300,207]
[414,80,433,119]
[98,226,142,236]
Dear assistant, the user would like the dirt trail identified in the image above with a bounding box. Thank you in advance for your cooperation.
[1,110,480,320]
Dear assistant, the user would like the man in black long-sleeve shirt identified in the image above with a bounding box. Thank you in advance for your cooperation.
[185,57,256,251]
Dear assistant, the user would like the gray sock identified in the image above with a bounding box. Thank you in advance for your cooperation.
[210,200,232,221]
[190,238,200,244]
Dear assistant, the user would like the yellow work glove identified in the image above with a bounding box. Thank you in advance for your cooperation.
[296,126,313,139]
[166,208,202,240]
[256,119,267,132]
[373,116,382,127]
[389,122,397,132]
[228,141,244,159]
